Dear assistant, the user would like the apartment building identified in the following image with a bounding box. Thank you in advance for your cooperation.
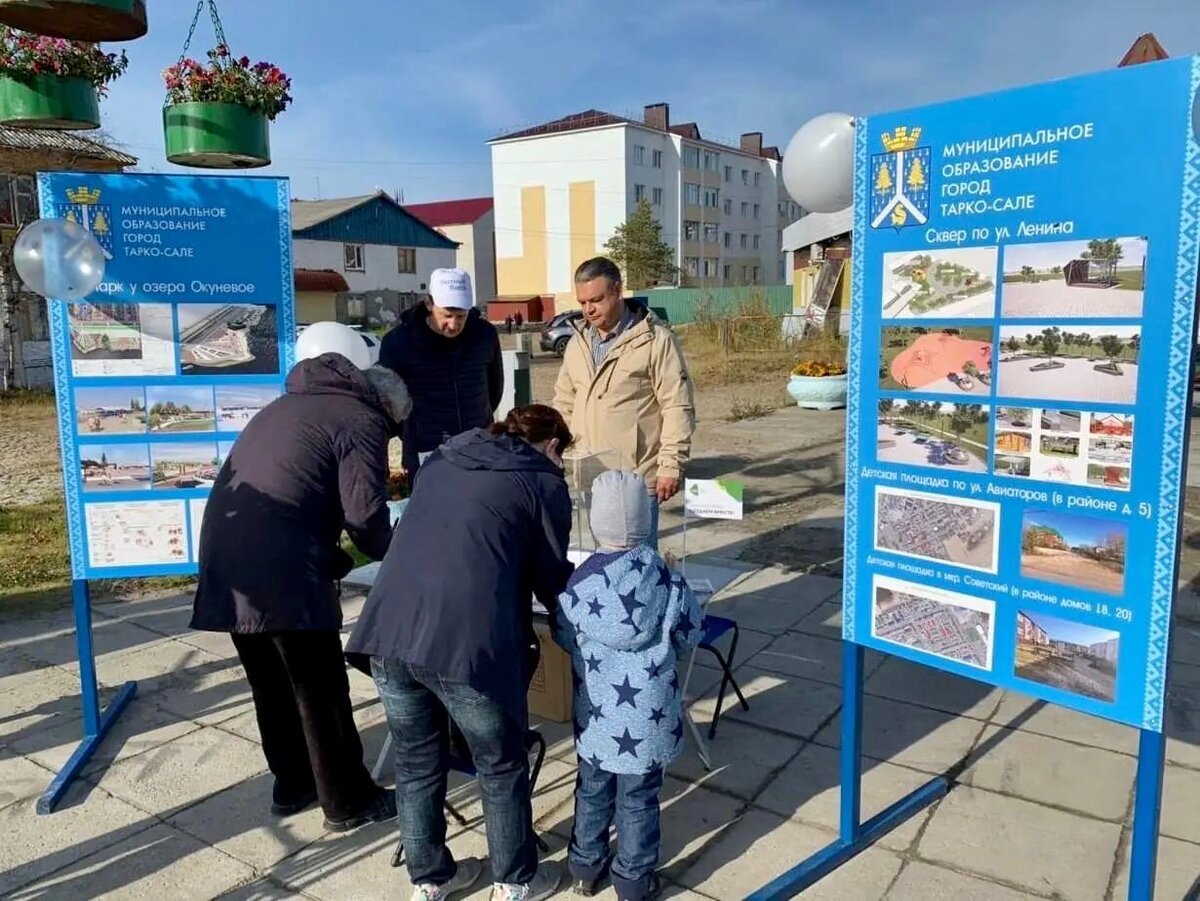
[489,103,802,307]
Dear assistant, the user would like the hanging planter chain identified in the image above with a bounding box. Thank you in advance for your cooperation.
[177,0,229,69]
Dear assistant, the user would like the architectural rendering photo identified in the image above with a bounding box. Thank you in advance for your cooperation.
[74,387,147,435]
[146,386,217,433]
[178,304,280,377]
[1016,610,1118,702]
[1020,509,1128,595]
[882,247,998,319]
[215,386,281,432]
[881,326,994,396]
[151,443,221,490]
[876,400,989,472]
[79,443,152,493]
[1001,237,1146,318]
[996,326,1140,404]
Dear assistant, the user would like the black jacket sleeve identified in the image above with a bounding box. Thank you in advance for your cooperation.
[378,325,405,376]
[487,330,504,413]
[529,476,574,614]
[337,412,394,562]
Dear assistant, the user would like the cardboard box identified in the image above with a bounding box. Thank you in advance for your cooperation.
[528,621,573,723]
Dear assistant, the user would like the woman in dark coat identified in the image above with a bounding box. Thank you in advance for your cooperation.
[192,352,411,831]
[347,404,574,900]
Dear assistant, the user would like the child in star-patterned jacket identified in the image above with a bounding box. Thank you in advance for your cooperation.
[552,470,702,901]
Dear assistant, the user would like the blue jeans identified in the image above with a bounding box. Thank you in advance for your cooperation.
[569,759,665,900]
[371,659,537,887]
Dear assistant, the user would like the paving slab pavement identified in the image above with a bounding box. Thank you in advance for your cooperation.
[0,566,1197,899]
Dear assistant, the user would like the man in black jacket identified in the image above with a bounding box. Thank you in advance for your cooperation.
[379,267,503,477]
[192,353,412,832]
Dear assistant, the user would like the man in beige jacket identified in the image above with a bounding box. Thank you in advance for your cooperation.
[552,257,696,545]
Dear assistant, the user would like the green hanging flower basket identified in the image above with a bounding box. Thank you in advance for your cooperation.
[164,101,270,169]
[0,0,147,42]
[0,73,98,129]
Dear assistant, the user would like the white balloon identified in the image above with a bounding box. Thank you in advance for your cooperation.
[296,321,372,370]
[13,217,107,300]
[782,113,856,214]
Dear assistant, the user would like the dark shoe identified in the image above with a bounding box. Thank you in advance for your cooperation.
[270,787,318,817]
[617,873,660,901]
[323,790,397,833]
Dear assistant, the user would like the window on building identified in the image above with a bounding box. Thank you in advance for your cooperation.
[742,265,751,281]
[723,198,732,215]
[703,258,719,277]
[703,151,719,172]
[741,169,749,185]
[740,201,749,217]
[753,235,761,251]
[634,183,646,202]
[753,203,761,219]
[684,220,700,241]
[703,186,719,208]
[685,256,700,276]
[13,175,35,225]
[683,146,700,169]
[779,259,786,280]
[723,231,731,249]
[753,266,760,282]
[723,264,732,280]
[724,165,732,183]
[703,223,719,244]
[633,144,645,165]
[652,149,662,168]
[754,171,761,188]
[344,243,365,272]
[652,187,663,206]
[684,182,701,205]
[740,233,748,250]
[397,247,416,274]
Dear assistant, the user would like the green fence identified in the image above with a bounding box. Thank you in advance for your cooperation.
[642,285,793,325]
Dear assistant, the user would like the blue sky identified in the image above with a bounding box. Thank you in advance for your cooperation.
[99,0,1200,203]
[1021,609,1118,647]
[1023,509,1128,548]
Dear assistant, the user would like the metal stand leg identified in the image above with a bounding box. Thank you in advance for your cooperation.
[38,579,137,815]
[1127,728,1166,901]
[746,643,947,900]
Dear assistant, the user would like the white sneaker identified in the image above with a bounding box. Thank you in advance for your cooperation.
[411,857,484,900]
[490,862,563,900]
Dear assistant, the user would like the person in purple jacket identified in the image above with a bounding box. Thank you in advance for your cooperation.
[553,470,702,901]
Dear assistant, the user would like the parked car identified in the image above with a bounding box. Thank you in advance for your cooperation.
[295,322,381,365]
[538,296,665,357]
[541,311,583,356]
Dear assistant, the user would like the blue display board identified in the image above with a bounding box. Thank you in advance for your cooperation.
[845,57,1200,732]
[38,173,295,581]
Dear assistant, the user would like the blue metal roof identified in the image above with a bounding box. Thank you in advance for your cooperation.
[292,193,458,249]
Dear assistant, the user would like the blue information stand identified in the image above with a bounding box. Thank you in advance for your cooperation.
[751,56,1199,900]
[34,173,294,814]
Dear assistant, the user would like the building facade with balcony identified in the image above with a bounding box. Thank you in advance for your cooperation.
[489,103,799,308]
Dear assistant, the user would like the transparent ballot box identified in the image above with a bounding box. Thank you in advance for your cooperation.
[562,446,633,558]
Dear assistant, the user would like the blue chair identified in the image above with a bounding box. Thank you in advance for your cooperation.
[698,614,749,739]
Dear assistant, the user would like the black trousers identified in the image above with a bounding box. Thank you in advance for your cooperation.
[231,630,379,821]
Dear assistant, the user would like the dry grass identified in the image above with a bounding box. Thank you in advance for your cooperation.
[679,293,795,392]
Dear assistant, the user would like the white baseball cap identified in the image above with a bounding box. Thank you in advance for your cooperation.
[429,267,474,310]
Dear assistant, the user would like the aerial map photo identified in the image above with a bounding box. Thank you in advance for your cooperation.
[873,576,994,669]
